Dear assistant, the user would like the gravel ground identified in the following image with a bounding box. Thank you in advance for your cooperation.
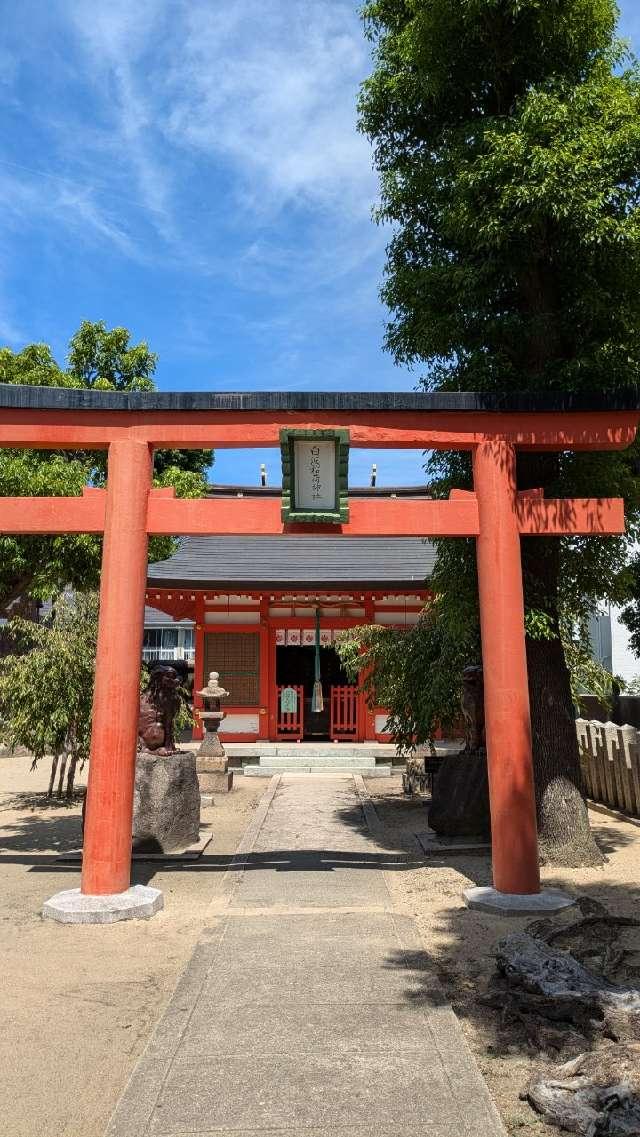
[364,776,640,1137]
[0,754,265,1137]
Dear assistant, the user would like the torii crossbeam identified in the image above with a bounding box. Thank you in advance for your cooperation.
[0,387,636,921]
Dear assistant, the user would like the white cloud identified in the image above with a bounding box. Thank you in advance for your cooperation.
[64,0,176,241]
[165,0,376,218]
[0,0,389,365]
[63,0,376,232]
[0,166,141,260]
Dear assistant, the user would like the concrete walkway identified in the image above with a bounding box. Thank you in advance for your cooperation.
[107,775,506,1137]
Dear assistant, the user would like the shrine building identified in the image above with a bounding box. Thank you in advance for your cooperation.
[144,482,434,744]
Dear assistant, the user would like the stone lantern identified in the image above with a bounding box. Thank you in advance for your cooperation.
[195,671,233,794]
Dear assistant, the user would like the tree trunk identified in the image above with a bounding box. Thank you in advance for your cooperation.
[47,753,59,798]
[526,634,602,866]
[65,753,78,800]
[56,753,68,799]
[518,452,602,867]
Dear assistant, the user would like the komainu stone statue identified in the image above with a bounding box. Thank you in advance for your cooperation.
[428,664,491,837]
[461,664,485,752]
[133,664,201,854]
[138,664,188,754]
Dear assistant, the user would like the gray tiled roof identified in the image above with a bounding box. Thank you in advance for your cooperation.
[147,536,436,590]
[144,605,193,628]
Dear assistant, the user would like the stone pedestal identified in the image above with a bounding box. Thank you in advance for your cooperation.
[428,748,491,838]
[196,754,234,794]
[133,750,201,853]
[198,728,226,758]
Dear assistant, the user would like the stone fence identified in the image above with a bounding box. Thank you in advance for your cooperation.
[576,719,640,818]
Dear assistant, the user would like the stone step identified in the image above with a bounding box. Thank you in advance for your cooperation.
[260,749,389,759]
[226,743,397,758]
[253,759,386,768]
[243,764,393,777]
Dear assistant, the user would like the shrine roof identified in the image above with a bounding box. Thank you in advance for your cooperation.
[147,535,435,590]
[1,385,639,412]
[144,605,193,627]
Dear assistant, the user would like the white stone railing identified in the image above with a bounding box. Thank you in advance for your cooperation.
[576,718,640,817]
[142,646,195,663]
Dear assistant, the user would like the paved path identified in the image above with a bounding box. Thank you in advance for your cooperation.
[107,775,506,1137]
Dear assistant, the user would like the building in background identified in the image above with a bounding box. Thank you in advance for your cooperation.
[144,483,434,744]
[588,606,638,685]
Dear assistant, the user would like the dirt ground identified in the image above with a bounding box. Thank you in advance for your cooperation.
[3,759,639,1137]
[364,776,640,1137]
[0,754,266,1137]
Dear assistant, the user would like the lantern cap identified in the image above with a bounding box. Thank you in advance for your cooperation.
[197,671,229,699]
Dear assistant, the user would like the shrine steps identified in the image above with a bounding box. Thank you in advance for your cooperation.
[243,760,393,776]
[224,742,398,777]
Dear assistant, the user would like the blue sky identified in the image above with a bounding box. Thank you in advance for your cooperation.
[1,1,639,487]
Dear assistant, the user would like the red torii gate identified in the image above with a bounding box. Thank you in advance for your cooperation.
[0,387,634,921]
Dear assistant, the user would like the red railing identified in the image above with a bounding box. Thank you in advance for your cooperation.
[330,685,358,740]
[276,685,304,740]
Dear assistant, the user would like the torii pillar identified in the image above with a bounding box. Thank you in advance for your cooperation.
[465,442,546,913]
[81,440,155,898]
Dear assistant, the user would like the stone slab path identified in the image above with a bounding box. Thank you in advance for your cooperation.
[107,774,506,1137]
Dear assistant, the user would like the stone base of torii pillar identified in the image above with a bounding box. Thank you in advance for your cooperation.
[42,884,163,924]
[464,886,575,916]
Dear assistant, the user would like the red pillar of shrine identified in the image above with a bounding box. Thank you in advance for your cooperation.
[81,439,153,895]
[473,440,540,895]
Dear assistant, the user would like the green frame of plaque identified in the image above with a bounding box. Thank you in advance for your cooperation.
[280,428,350,524]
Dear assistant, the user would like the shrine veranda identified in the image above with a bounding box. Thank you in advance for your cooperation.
[0,385,636,917]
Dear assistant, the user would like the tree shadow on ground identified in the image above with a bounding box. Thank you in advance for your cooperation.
[381,878,640,1044]
[0,811,82,853]
[588,822,637,856]
[0,789,85,812]
[340,780,640,1137]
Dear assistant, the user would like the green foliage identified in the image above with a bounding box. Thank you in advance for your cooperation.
[359,1,640,397]
[358,0,640,744]
[0,592,98,769]
[67,320,156,391]
[618,552,640,657]
[336,601,619,748]
[0,320,213,609]
[335,596,473,753]
[562,611,621,710]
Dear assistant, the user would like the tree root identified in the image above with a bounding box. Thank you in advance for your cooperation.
[524,1044,640,1135]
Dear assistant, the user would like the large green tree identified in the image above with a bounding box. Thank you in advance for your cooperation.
[0,320,212,612]
[359,0,640,864]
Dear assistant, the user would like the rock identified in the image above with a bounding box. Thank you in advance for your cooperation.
[525,1044,640,1135]
[132,750,201,853]
[428,748,490,836]
[497,933,640,1042]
